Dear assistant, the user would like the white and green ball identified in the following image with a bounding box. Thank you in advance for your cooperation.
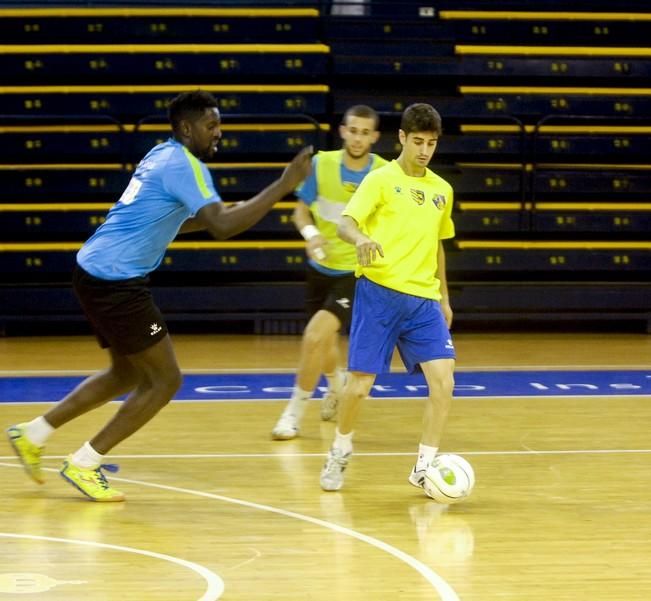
[423,454,475,504]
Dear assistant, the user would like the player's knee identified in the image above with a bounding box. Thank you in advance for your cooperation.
[347,378,372,403]
[113,364,140,389]
[155,367,183,398]
[167,368,183,393]
[302,324,330,350]
[428,373,455,400]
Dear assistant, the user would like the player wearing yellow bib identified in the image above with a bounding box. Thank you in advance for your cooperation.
[272,105,386,440]
[320,103,457,495]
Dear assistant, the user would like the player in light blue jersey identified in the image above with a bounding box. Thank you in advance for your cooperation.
[6,90,312,502]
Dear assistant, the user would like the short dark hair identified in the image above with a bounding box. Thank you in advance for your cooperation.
[343,104,379,129]
[400,103,442,136]
[168,90,219,131]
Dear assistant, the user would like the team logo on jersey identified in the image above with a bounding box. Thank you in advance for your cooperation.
[410,189,425,205]
[394,186,402,194]
[342,180,359,194]
[432,194,447,209]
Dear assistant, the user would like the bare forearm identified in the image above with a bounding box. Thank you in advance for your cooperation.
[338,215,384,266]
[225,181,288,236]
[337,215,365,245]
[292,200,313,231]
[195,145,312,240]
[208,180,288,240]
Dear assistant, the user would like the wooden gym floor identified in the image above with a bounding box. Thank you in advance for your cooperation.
[1,332,651,600]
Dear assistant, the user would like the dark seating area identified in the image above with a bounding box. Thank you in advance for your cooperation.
[1,1,651,332]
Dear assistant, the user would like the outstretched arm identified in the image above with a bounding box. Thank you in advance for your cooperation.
[194,146,313,240]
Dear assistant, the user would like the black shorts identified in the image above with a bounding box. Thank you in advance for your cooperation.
[72,265,168,356]
[305,263,356,328]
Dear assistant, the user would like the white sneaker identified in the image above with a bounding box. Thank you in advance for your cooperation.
[321,370,346,421]
[320,447,351,491]
[408,465,426,489]
[320,389,338,421]
[271,408,301,440]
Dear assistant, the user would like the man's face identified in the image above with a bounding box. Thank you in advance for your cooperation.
[339,115,379,160]
[185,107,222,161]
[399,130,438,170]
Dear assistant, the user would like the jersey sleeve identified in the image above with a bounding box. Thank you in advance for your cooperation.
[163,148,221,216]
[295,155,318,205]
[341,170,382,226]
[439,185,455,240]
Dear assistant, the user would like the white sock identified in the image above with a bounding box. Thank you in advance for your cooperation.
[286,386,311,417]
[325,368,345,394]
[71,441,105,469]
[416,444,438,471]
[25,416,54,446]
[333,427,354,455]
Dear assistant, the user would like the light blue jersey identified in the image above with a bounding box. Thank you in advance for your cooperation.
[77,138,220,280]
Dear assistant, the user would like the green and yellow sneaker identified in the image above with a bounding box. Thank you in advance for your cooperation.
[6,423,45,484]
[60,456,125,502]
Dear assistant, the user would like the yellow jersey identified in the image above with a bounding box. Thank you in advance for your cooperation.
[342,160,455,299]
[304,149,386,271]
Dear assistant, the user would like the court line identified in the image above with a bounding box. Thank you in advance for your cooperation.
[0,463,460,601]
[2,448,651,462]
[0,532,224,601]
[3,392,651,407]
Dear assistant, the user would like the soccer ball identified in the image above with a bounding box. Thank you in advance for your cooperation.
[423,454,475,504]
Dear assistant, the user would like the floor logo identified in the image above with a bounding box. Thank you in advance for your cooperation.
[0,573,86,594]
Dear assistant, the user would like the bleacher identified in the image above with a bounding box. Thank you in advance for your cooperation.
[328,2,651,328]
[0,4,329,333]
[1,1,651,332]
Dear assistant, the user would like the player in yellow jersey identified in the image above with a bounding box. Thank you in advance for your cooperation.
[319,103,456,494]
[271,105,386,440]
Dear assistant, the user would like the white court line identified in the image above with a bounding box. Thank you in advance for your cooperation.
[2,448,651,462]
[2,392,651,406]
[0,532,224,601]
[0,462,460,601]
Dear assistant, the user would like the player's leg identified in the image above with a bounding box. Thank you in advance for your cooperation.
[396,298,456,489]
[300,311,344,420]
[272,266,346,439]
[60,334,182,502]
[47,350,141,428]
[320,371,375,491]
[412,357,455,485]
[58,269,179,501]
[317,272,355,421]
[320,277,396,491]
[87,335,182,454]
[6,349,140,485]
[271,311,341,439]
[6,267,144,485]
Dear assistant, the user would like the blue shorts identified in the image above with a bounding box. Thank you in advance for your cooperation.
[348,277,456,375]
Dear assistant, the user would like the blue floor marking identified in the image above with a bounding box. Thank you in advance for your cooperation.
[1,370,651,403]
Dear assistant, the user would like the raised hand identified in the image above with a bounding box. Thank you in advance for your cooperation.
[280,146,314,192]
